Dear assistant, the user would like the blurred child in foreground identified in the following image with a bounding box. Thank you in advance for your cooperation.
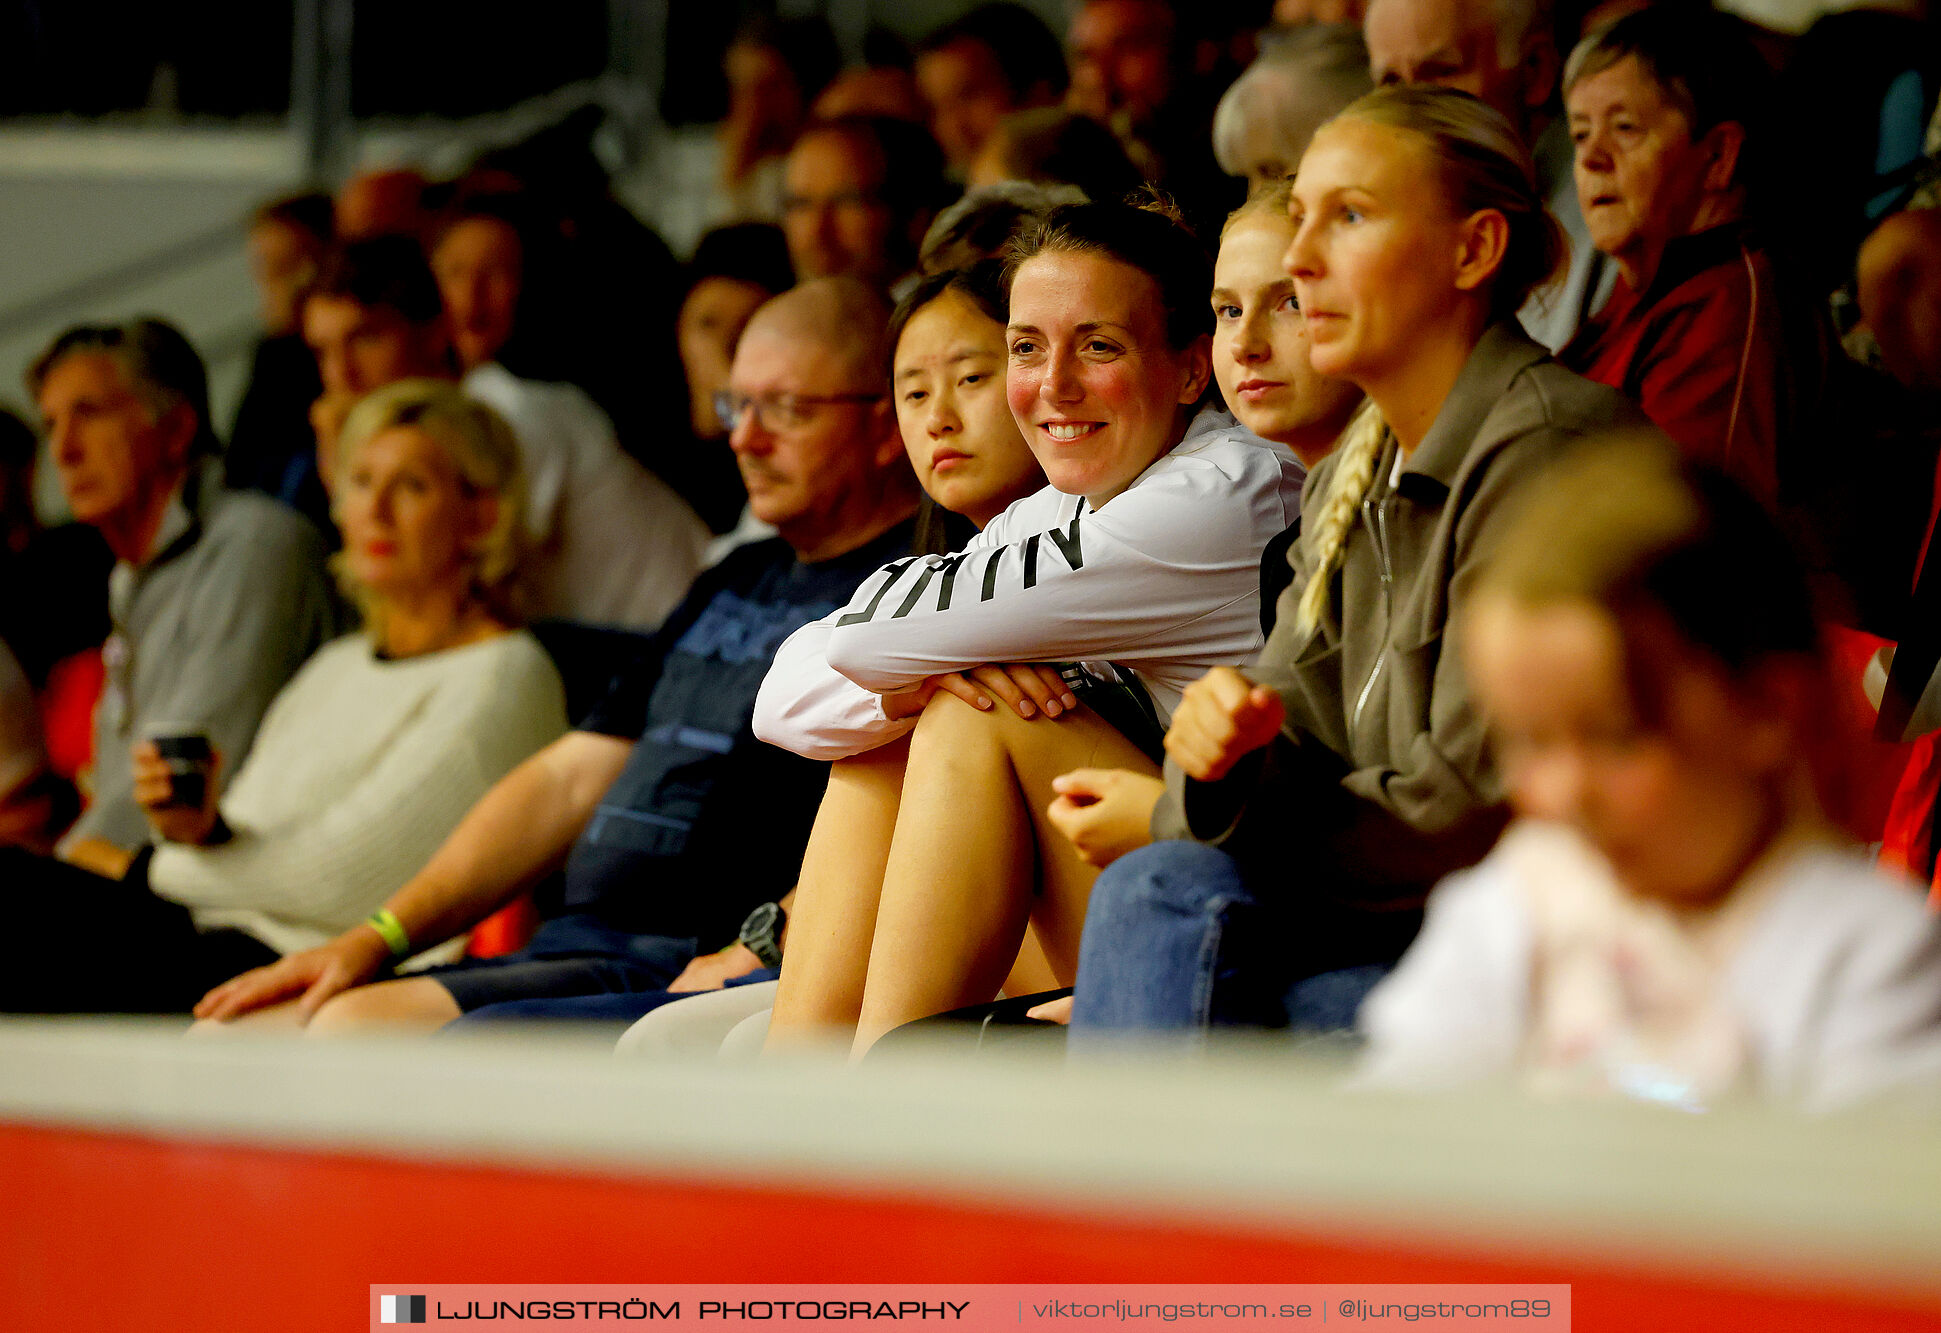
[1360,443,1941,1111]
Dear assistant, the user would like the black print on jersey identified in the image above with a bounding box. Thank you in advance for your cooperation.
[1046,511,1084,570]
[893,561,942,617]
[833,557,920,627]
[981,548,1004,602]
[1023,512,1085,590]
[838,513,1087,623]
[930,552,973,611]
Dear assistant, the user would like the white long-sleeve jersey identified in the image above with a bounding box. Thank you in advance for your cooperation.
[753,410,1304,761]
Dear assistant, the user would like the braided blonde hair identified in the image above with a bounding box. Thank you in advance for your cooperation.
[1294,398,1385,637]
[1290,86,1561,636]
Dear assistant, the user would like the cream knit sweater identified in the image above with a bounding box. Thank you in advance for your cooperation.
[149,629,566,955]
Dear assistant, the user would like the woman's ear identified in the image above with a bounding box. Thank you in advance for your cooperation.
[1520,40,1561,115]
[1452,209,1512,296]
[1175,334,1213,405]
[155,401,201,469]
[1699,120,1746,194]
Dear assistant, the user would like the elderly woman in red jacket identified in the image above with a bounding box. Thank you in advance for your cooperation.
[1558,7,1828,513]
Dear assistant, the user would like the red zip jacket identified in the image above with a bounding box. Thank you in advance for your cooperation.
[1561,223,1822,512]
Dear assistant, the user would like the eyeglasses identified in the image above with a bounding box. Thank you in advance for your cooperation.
[714,390,884,434]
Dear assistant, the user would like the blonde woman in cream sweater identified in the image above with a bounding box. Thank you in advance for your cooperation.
[0,381,565,1013]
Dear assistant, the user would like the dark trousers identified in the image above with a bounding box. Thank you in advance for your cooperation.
[0,848,277,1014]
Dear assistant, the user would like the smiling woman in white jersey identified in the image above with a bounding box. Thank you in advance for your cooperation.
[754,197,1306,1055]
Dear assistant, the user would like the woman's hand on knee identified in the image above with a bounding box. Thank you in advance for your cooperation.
[904,663,1079,720]
[193,926,391,1024]
[1164,667,1284,782]
[967,663,1078,718]
[1048,767,1166,867]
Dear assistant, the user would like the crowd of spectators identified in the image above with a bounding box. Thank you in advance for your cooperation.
[5,0,1941,1115]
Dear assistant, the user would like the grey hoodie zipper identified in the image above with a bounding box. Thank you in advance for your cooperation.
[1351,485,1396,731]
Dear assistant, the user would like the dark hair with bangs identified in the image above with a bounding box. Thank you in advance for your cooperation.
[886,261,1018,556]
[886,259,1010,375]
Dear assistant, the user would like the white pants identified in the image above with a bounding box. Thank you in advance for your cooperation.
[616,980,777,1057]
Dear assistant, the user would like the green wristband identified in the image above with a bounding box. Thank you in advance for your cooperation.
[365,908,411,958]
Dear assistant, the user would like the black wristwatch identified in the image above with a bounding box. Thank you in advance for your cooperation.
[737,901,788,968]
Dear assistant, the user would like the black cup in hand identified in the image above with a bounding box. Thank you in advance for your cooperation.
[148,731,214,809]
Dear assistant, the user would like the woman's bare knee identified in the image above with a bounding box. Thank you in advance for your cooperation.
[917,691,1157,788]
[914,687,1088,752]
[304,978,462,1037]
[184,1000,309,1038]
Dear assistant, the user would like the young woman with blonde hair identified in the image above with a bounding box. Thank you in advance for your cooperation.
[1068,85,1665,1043]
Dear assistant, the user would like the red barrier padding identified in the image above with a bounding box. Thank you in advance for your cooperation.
[3,1122,1936,1333]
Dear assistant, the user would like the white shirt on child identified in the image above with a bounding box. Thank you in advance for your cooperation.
[1358,820,1941,1111]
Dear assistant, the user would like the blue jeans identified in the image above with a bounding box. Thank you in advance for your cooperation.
[1069,840,1391,1052]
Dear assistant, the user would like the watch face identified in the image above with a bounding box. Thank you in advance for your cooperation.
[740,901,784,966]
[743,902,779,938]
